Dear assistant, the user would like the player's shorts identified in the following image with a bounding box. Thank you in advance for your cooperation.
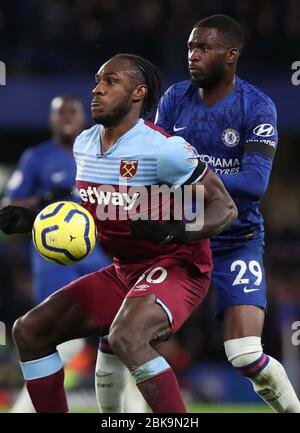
[31,244,112,304]
[212,241,266,318]
[64,256,211,334]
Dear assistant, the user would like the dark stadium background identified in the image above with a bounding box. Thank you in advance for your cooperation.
[0,0,299,412]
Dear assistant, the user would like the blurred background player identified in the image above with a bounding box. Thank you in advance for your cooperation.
[3,95,112,412]
[155,15,300,412]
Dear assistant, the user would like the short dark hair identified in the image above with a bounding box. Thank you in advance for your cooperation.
[50,95,83,113]
[194,15,244,52]
[113,53,164,117]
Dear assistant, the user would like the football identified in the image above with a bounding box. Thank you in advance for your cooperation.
[32,201,97,265]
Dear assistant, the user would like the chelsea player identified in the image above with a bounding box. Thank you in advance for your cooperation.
[155,15,300,412]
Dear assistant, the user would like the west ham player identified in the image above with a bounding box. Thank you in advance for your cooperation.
[3,96,112,412]
[155,15,300,412]
[0,53,237,413]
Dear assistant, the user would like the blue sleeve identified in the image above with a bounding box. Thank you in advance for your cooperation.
[157,137,208,186]
[219,153,272,200]
[5,148,39,199]
[219,98,278,200]
[155,85,177,135]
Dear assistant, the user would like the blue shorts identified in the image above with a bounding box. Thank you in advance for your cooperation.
[211,242,267,318]
[31,243,112,304]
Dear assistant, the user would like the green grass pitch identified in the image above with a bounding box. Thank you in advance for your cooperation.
[69,403,273,413]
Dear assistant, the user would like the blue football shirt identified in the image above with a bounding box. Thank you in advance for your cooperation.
[5,140,78,202]
[156,76,278,246]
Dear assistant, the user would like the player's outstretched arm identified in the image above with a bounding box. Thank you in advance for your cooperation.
[188,168,238,241]
[130,169,237,245]
[0,206,39,234]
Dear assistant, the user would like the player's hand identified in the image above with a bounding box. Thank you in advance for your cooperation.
[130,219,187,245]
[0,206,39,234]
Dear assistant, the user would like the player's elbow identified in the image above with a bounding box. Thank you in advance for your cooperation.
[207,194,238,238]
[225,198,238,228]
[215,192,238,234]
[217,176,238,229]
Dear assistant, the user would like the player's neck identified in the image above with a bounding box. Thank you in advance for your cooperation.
[100,116,140,154]
[200,75,236,108]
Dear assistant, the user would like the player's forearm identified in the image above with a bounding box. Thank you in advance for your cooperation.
[219,170,269,200]
[218,155,272,201]
[186,198,238,241]
[129,196,237,245]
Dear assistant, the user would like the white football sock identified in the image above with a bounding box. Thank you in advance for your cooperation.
[250,356,300,413]
[225,337,300,413]
[10,386,35,413]
[57,338,85,365]
[95,349,128,413]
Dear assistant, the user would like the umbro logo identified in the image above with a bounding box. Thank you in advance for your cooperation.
[133,284,149,291]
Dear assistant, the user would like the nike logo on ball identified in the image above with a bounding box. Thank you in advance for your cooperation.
[173,125,187,132]
[243,287,260,293]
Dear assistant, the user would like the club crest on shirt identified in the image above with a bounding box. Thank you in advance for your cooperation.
[183,143,198,156]
[221,128,240,147]
[120,160,138,179]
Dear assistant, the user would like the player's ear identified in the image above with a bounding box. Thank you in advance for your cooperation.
[132,84,147,103]
[226,48,239,65]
